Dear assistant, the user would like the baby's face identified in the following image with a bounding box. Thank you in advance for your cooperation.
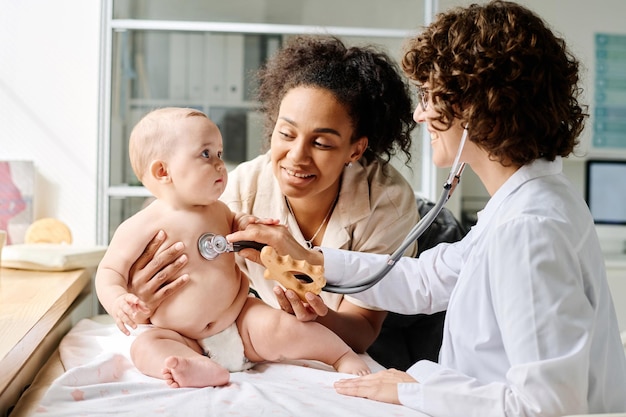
[168,116,227,206]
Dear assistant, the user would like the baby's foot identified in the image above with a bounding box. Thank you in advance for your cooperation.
[333,351,371,376]
[162,355,229,388]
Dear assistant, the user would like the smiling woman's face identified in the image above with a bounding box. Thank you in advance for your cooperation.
[412,88,467,169]
[270,86,366,201]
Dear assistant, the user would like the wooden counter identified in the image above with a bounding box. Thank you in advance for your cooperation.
[0,267,91,416]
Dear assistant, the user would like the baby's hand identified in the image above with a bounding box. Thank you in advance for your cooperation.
[254,217,281,226]
[112,293,150,335]
[235,213,280,231]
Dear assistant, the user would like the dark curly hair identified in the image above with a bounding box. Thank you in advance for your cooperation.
[401,0,588,166]
[256,35,416,164]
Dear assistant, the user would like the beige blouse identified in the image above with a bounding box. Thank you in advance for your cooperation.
[221,151,419,311]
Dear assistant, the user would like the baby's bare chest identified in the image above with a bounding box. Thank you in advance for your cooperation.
[157,209,229,245]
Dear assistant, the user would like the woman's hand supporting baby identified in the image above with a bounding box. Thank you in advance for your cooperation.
[128,230,190,316]
[273,286,329,321]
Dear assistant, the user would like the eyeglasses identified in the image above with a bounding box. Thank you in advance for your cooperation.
[416,86,430,110]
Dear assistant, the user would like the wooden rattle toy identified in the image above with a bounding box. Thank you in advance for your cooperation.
[260,246,326,301]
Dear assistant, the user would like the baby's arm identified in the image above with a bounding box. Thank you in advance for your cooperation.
[97,262,149,335]
[95,219,152,334]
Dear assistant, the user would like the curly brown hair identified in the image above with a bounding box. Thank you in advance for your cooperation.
[256,35,416,164]
[401,0,588,166]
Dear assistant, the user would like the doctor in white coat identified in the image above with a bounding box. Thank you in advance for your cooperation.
[228,1,626,416]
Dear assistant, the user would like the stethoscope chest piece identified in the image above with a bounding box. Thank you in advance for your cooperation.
[198,232,266,261]
[198,232,230,260]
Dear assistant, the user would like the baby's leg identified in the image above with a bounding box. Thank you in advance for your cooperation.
[238,298,370,376]
[131,327,229,388]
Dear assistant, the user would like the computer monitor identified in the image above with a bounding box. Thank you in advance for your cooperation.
[585,159,626,225]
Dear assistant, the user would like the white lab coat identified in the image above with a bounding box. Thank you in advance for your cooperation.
[323,157,626,417]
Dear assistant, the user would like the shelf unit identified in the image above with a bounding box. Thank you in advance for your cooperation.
[96,0,433,244]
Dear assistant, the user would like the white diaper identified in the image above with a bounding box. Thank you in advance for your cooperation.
[198,323,255,372]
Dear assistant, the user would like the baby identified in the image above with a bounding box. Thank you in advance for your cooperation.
[95,107,369,388]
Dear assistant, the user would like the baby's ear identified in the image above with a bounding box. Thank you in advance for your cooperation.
[149,160,170,183]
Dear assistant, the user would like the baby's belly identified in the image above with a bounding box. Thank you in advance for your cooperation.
[150,276,246,339]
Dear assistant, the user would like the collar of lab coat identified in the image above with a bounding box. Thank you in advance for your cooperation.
[470,156,563,238]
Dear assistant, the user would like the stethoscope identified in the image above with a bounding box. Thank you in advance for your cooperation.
[197,233,266,260]
[198,127,468,293]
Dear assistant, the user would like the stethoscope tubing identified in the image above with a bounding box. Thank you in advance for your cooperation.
[323,164,464,294]
[323,127,468,294]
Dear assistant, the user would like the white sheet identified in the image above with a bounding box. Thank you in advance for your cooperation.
[35,317,429,417]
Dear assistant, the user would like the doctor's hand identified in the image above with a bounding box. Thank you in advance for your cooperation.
[226,223,323,267]
[273,286,329,321]
[128,230,190,316]
[334,369,417,405]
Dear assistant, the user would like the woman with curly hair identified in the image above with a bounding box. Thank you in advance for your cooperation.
[127,35,424,356]
[230,1,626,416]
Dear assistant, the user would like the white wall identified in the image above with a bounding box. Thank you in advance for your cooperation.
[0,0,101,245]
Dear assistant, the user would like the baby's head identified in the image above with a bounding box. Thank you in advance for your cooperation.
[129,107,213,183]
